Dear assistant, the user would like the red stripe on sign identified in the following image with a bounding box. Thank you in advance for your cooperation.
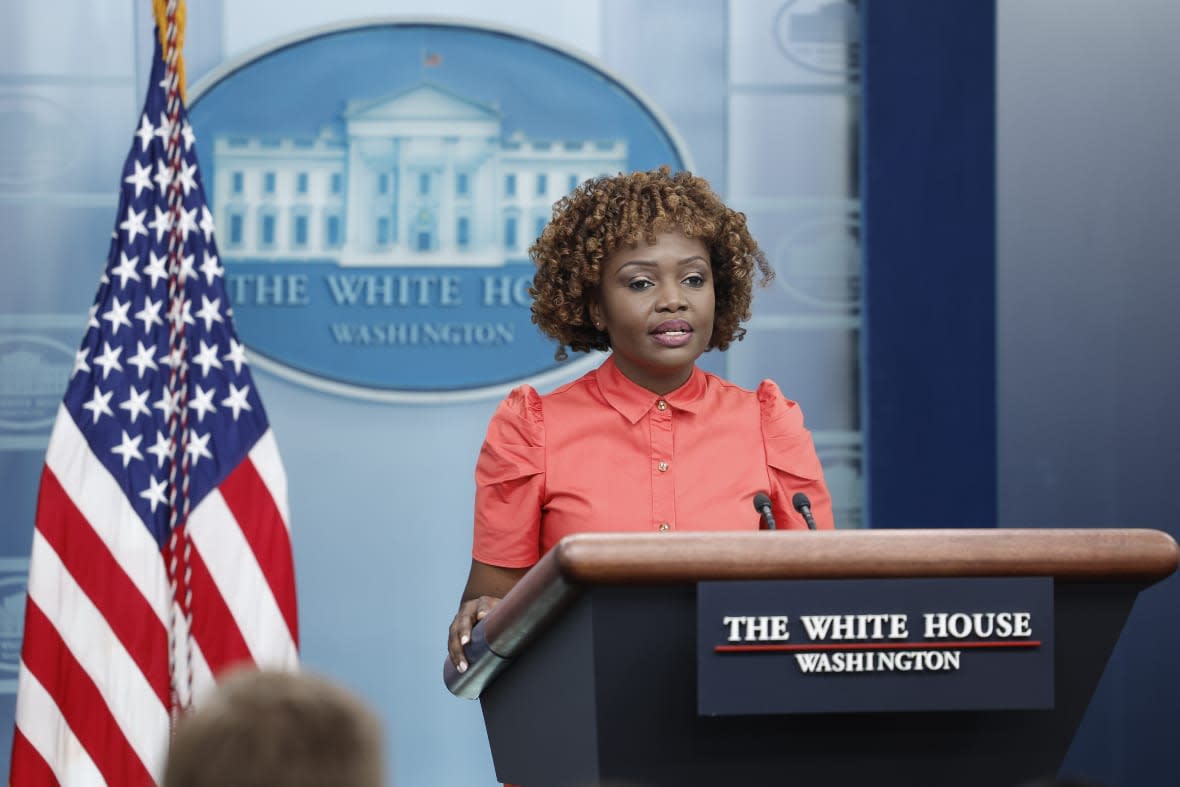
[10,727,62,787]
[36,466,170,707]
[218,457,299,645]
[21,601,156,787]
[185,538,255,674]
[715,640,1043,653]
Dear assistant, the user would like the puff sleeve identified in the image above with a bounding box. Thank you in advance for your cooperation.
[758,380,836,530]
[472,385,547,567]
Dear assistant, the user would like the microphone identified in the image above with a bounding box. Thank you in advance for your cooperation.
[792,492,817,531]
[753,492,777,530]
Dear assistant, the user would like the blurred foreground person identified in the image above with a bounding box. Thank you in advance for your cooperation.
[163,668,385,787]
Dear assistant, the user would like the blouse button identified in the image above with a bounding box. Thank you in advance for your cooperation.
[656,400,668,411]
[657,461,669,472]
[658,522,670,532]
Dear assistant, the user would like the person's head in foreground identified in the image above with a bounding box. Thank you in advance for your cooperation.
[529,166,772,392]
[163,668,385,787]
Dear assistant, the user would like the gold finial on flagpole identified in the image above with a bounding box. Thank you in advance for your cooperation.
[152,0,187,101]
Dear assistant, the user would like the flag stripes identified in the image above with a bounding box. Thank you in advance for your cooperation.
[180,522,261,671]
[25,534,170,774]
[20,603,159,786]
[218,458,299,642]
[248,431,291,525]
[35,468,171,707]
[9,727,60,787]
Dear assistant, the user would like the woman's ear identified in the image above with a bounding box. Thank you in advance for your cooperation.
[588,300,604,330]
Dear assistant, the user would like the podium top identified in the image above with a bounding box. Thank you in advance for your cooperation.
[445,528,1179,698]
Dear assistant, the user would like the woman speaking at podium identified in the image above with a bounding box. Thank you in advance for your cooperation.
[447,168,834,673]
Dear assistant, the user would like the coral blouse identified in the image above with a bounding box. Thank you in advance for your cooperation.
[472,356,834,568]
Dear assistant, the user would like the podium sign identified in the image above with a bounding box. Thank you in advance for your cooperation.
[698,577,1054,715]
[447,531,1178,786]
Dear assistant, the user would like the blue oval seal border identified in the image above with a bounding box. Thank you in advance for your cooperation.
[188,18,690,403]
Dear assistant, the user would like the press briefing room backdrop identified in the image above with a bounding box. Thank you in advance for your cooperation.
[1,1,1177,785]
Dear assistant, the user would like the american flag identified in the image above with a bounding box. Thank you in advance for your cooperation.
[9,19,299,787]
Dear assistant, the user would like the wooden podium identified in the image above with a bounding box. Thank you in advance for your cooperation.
[444,529,1179,786]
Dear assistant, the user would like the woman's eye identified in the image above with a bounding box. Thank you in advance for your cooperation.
[628,279,654,291]
[684,274,706,287]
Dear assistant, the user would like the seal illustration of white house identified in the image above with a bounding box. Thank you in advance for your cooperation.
[213,82,626,269]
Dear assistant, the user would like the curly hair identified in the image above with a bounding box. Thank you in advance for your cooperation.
[529,167,773,361]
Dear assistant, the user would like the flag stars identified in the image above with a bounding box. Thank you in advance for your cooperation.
[101,297,133,335]
[124,159,154,198]
[149,205,173,243]
[81,386,114,423]
[110,252,141,288]
[199,251,224,285]
[134,297,164,333]
[193,340,223,377]
[119,385,153,424]
[140,475,169,513]
[195,296,224,333]
[92,341,124,379]
[153,160,174,192]
[58,47,281,543]
[147,432,172,468]
[158,346,182,371]
[72,347,90,379]
[155,112,175,145]
[111,430,144,468]
[128,340,159,378]
[144,252,169,289]
[178,253,197,283]
[221,383,253,421]
[177,207,198,241]
[119,206,147,242]
[178,162,197,196]
[189,385,217,422]
[153,388,179,421]
[222,339,248,374]
[134,114,156,152]
[185,430,213,467]
[199,207,216,243]
[167,297,194,329]
[54,44,283,549]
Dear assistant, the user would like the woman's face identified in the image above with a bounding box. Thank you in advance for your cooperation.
[589,230,715,394]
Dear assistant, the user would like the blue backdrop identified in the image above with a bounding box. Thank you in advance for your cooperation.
[1,1,1177,785]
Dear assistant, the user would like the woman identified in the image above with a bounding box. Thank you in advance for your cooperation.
[447,167,834,673]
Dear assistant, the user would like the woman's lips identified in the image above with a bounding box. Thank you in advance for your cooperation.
[651,321,693,347]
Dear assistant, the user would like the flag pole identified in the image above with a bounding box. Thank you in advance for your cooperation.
[154,0,195,724]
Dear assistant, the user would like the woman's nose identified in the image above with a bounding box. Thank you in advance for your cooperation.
[655,281,687,311]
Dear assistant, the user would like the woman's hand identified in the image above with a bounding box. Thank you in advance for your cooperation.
[447,560,530,672]
[448,595,501,672]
